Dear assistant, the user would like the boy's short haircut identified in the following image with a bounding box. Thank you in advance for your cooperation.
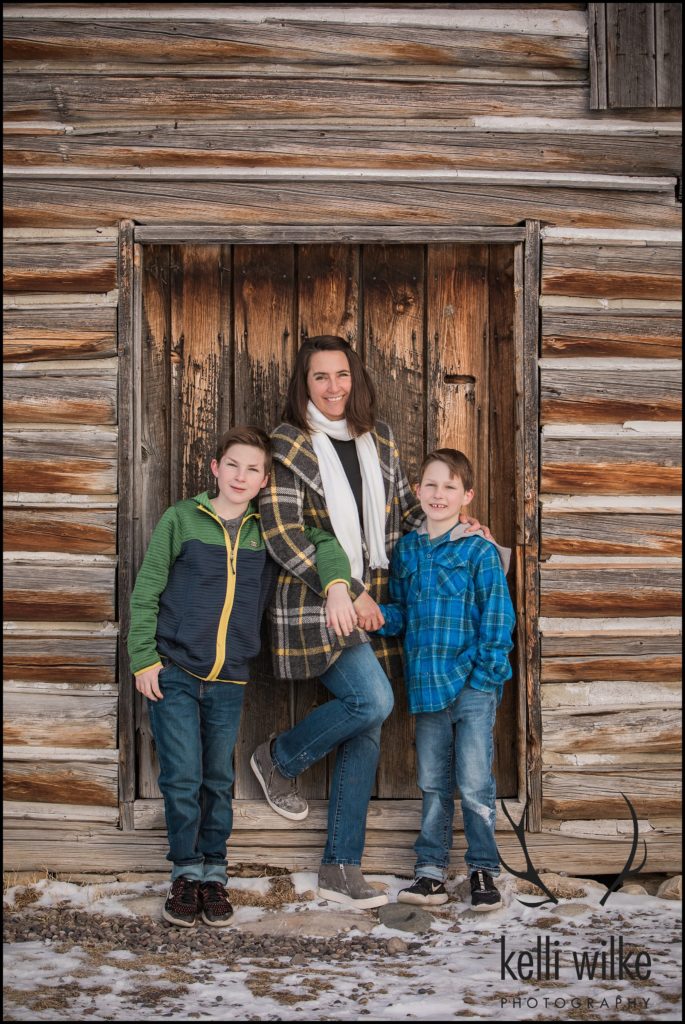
[419,448,474,491]
[214,425,272,474]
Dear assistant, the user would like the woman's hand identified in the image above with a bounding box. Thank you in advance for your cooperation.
[459,512,493,541]
[325,582,358,638]
[135,665,163,702]
[353,591,385,632]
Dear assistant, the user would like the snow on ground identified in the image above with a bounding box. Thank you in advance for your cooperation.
[3,872,682,1021]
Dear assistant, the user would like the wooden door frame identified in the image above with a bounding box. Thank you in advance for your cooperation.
[117,220,542,832]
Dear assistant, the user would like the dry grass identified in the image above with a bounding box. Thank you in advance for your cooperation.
[228,873,300,909]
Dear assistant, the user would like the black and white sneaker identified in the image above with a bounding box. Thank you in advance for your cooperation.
[470,869,502,911]
[398,876,449,906]
[163,876,200,927]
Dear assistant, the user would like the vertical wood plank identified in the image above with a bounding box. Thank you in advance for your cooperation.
[488,245,518,798]
[169,245,224,501]
[588,3,609,110]
[512,243,528,808]
[427,244,490,524]
[606,3,657,108]
[295,244,361,799]
[234,245,295,434]
[523,222,542,832]
[298,244,360,347]
[363,244,425,799]
[232,245,295,798]
[135,245,171,800]
[117,220,135,826]
[655,3,683,108]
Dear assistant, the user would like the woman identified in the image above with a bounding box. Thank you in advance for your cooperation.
[252,335,484,908]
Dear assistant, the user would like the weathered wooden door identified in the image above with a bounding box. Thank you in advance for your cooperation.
[135,242,519,803]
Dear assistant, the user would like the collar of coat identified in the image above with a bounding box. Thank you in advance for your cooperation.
[271,421,394,501]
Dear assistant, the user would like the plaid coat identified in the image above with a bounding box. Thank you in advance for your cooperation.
[259,420,424,681]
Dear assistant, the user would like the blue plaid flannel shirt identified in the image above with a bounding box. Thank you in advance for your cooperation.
[377,524,516,713]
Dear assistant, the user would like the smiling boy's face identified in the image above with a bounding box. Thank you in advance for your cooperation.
[416,459,474,529]
[210,443,269,508]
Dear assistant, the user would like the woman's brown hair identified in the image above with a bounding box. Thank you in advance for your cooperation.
[283,336,376,436]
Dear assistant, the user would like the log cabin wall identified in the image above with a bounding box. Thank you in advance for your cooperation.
[3,3,681,877]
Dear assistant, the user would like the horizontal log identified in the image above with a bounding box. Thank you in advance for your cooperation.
[3,75,595,124]
[542,244,682,300]
[540,566,682,616]
[4,180,681,231]
[541,656,682,682]
[544,750,681,769]
[540,368,682,423]
[542,769,682,819]
[3,636,116,684]
[541,464,682,494]
[3,561,115,620]
[541,311,682,358]
[3,800,119,824]
[543,268,682,300]
[3,691,117,748]
[3,759,118,806]
[133,798,523,833]
[3,241,117,294]
[543,817,681,837]
[3,507,117,554]
[1,20,589,72]
[3,372,117,425]
[5,127,681,177]
[540,511,682,556]
[541,435,682,495]
[4,427,117,494]
[3,305,117,361]
[541,632,682,657]
[3,822,681,875]
[540,679,681,709]
[541,707,681,755]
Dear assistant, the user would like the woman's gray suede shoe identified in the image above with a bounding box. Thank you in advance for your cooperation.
[317,864,389,909]
[250,739,309,821]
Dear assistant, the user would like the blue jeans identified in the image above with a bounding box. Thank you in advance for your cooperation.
[414,684,500,880]
[148,661,245,883]
[272,643,394,865]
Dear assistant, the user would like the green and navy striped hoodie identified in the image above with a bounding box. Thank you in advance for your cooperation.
[127,491,350,684]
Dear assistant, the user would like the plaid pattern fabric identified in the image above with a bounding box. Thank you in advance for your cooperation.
[259,421,424,680]
[378,529,516,713]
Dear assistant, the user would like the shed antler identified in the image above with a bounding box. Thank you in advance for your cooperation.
[499,799,558,906]
[598,793,648,906]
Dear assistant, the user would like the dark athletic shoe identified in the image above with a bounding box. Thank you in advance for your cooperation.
[163,876,200,927]
[470,869,502,911]
[398,876,449,906]
[199,881,233,927]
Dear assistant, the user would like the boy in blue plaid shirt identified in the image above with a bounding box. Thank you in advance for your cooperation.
[373,448,515,910]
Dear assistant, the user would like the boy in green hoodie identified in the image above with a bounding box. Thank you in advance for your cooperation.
[128,425,350,929]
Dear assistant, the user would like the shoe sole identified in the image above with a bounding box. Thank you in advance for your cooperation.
[162,908,196,928]
[201,911,233,927]
[470,900,502,913]
[398,891,449,906]
[317,886,389,910]
[250,752,309,821]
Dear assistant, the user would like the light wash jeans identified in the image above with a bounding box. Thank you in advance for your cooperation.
[148,661,245,883]
[413,683,500,880]
[272,643,394,865]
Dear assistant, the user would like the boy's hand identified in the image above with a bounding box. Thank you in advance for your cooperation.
[460,512,493,541]
[353,591,385,632]
[135,665,164,702]
[325,582,358,638]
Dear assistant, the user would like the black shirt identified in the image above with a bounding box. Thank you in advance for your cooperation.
[330,437,363,524]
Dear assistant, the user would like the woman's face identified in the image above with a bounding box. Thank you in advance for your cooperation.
[306,350,352,421]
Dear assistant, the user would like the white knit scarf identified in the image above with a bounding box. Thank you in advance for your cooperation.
[307,400,389,579]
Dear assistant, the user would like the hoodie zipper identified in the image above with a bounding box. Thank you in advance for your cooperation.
[198,504,257,681]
